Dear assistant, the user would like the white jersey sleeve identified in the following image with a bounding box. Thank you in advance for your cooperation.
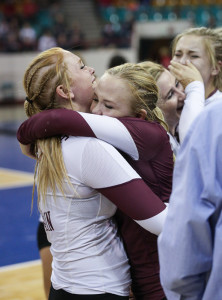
[64,137,167,235]
[178,81,205,144]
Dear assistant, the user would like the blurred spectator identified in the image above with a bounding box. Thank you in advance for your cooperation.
[52,12,66,39]
[107,53,128,68]
[19,21,37,51]
[22,0,39,21]
[158,46,171,68]
[0,18,9,41]
[38,28,57,52]
[5,31,21,52]
[67,21,86,50]
[2,0,16,19]
[57,32,69,49]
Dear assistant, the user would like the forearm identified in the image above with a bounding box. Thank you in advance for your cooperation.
[179,81,205,143]
[17,109,96,145]
[98,179,167,236]
[17,109,139,159]
[82,139,167,236]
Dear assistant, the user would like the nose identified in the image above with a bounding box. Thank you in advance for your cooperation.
[87,66,95,75]
[176,89,186,101]
[91,103,103,115]
[177,55,187,65]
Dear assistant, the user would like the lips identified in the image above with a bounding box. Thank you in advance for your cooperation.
[92,76,96,83]
[177,105,184,114]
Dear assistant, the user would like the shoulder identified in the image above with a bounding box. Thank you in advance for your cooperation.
[191,100,222,136]
[118,117,167,138]
[62,136,120,158]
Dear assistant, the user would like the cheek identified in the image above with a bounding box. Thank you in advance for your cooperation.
[105,110,119,117]
[90,102,95,113]
[172,56,179,62]
[162,100,177,114]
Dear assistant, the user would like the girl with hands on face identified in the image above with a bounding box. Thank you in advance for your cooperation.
[168,59,205,143]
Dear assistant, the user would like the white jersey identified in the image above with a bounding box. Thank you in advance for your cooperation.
[178,82,221,146]
[205,89,222,106]
[39,136,150,296]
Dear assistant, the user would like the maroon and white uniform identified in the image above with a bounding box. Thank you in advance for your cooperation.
[17,110,173,299]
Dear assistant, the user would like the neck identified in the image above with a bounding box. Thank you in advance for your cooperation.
[64,102,90,113]
[168,123,177,137]
[205,82,217,100]
[74,103,91,113]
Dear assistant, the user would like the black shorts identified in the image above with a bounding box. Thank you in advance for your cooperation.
[37,221,51,250]
[49,286,129,300]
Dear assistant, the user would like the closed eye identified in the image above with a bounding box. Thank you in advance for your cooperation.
[175,80,179,88]
[167,90,174,100]
[80,64,85,69]
[105,104,113,109]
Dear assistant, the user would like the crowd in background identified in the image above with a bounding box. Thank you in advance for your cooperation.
[0,0,86,52]
[0,0,221,52]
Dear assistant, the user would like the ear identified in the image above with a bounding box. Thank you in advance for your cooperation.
[56,85,74,100]
[211,62,221,76]
[137,109,147,120]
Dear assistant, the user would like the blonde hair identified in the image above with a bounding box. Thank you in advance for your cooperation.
[23,47,74,206]
[138,61,165,82]
[172,27,222,91]
[106,63,168,131]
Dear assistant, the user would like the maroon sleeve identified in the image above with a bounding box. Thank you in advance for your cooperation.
[17,109,96,145]
[97,179,166,220]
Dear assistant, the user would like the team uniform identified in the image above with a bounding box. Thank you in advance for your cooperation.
[158,99,222,300]
[169,81,221,155]
[27,134,168,298]
[178,81,222,146]
[17,113,173,299]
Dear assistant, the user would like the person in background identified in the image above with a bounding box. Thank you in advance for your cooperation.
[107,54,128,68]
[170,26,222,142]
[17,48,171,300]
[17,62,174,300]
[138,60,204,156]
[158,93,222,300]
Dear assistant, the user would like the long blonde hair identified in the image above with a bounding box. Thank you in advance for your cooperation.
[106,63,168,131]
[23,47,74,206]
[172,27,222,91]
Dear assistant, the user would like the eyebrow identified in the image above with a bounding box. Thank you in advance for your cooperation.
[175,49,199,54]
[77,58,83,65]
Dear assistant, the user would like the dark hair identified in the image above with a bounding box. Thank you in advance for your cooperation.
[108,54,128,68]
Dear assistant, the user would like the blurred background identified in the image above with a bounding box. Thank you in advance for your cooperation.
[0,0,221,127]
[0,0,221,298]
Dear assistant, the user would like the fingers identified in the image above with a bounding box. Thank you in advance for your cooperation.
[19,143,36,159]
[169,60,203,86]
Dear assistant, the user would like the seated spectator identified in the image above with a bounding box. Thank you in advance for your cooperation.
[19,21,37,51]
[67,21,86,50]
[38,28,57,52]
[22,0,39,21]
[107,53,128,68]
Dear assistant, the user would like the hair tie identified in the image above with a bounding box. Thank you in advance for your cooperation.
[26,96,33,104]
